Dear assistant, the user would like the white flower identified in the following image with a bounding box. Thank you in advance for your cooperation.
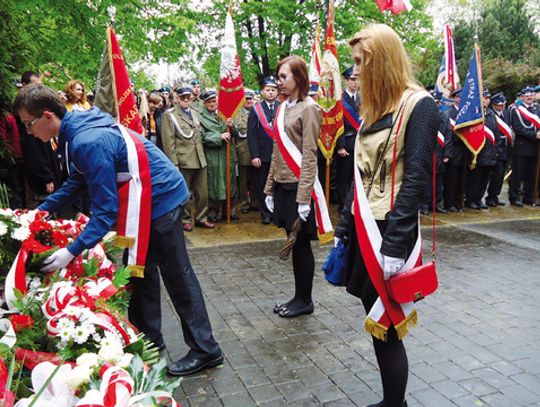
[59,328,73,343]
[65,365,93,390]
[29,277,41,290]
[98,334,124,363]
[11,226,30,241]
[0,208,14,217]
[72,324,91,344]
[76,352,99,369]
[0,221,7,236]
[57,317,75,332]
[117,352,134,368]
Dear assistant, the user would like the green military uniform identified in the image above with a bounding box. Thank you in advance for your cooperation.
[161,106,209,225]
[191,97,203,113]
[234,107,252,210]
[199,107,238,219]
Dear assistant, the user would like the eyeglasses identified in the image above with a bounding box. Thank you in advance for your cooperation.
[277,73,292,83]
[24,114,43,130]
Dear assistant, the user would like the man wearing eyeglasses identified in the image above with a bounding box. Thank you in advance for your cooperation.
[162,87,215,231]
[14,83,223,377]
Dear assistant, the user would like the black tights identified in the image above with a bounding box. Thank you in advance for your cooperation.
[290,232,314,306]
[371,327,408,407]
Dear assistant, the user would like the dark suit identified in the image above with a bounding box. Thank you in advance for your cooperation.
[247,100,279,219]
[336,90,359,211]
[509,103,540,203]
[442,106,468,209]
[487,108,511,203]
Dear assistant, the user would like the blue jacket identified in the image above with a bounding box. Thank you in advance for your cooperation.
[40,108,189,256]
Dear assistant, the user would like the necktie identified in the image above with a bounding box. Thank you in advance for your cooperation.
[269,103,274,118]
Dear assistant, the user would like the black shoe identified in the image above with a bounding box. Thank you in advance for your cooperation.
[467,202,481,210]
[240,206,250,214]
[154,342,166,352]
[497,200,506,206]
[446,206,459,213]
[420,208,429,215]
[278,302,314,318]
[207,215,218,223]
[167,353,224,376]
[261,217,272,224]
[511,200,524,207]
[365,402,407,407]
[486,200,497,207]
[435,206,448,214]
[479,202,488,209]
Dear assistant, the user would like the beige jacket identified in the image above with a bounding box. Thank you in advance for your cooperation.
[234,107,251,166]
[162,106,207,169]
[264,97,322,204]
[355,89,429,220]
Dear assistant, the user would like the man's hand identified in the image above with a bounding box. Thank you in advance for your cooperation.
[265,195,274,213]
[221,132,231,142]
[382,255,405,281]
[251,158,262,168]
[443,157,449,163]
[298,203,311,221]
[337,148,349,157]
[45,182,55,194]
[41,248,75,273]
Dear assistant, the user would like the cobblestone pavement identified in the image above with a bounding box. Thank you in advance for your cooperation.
[160,219,540,407]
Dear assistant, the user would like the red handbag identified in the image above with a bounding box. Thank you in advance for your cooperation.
[385,134,440,303]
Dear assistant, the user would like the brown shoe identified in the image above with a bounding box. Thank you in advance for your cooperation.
[183,223,193,232]
[195,220,215,229]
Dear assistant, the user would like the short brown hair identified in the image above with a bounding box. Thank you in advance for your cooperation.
[275,56,310,101]
[148,92,163,105]
[14,83,68,119]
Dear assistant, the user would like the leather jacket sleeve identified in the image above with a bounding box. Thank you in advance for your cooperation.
[381,97,439,258]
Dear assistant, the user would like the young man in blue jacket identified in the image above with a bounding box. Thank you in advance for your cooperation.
[14,84,222,376]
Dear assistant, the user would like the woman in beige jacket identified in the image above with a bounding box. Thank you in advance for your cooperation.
[264,56,322,318]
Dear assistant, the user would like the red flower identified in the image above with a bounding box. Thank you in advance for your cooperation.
[29,218,52,233]
[8,314,34,332]
[52,231,69,247]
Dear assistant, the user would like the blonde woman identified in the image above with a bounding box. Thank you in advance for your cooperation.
[334,25,439,407]
[65,80,91,111]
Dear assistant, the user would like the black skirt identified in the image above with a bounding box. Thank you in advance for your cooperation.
[272,182,318,240]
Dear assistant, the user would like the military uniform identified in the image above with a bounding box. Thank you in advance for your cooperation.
[234,105,252,211]
[199,106,238,220]
[162,105,210,226]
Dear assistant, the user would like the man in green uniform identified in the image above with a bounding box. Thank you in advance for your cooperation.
[199,89,239,221]
[162,87,215,231]
[234,89,255,213]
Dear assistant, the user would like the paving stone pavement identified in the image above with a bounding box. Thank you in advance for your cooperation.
[159,219,540,407]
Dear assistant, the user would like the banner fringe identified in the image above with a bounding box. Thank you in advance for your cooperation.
[129,264,145,278]
[113,235,135,249]
[364,317,388,341]
[395,308,418,340]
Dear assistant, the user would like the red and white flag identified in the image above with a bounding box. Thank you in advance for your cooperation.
[308,22,322,95]
[375,0,413,15]
[437,131,445,147]
[444,24,459,91]
[484,125,496,145]
[217,8,245,120]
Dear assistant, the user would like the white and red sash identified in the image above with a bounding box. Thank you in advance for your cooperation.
[253,103,276,141]
[274,102,333,243]
[353,161,422,341]
[495,115,513,144]
[437,131,445,147]
[114,126,152,278]
[516,106,540,129]
[484,125,496,145]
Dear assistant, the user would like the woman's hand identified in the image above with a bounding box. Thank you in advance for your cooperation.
[265,195,274,213]
[382,255,405,280]
[298,203,310,221]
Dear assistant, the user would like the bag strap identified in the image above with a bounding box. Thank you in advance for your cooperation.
[389,95,437,262]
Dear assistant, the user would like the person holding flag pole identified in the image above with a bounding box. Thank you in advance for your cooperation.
[334,24,439,407]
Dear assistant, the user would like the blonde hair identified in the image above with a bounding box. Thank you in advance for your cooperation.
[349,24,421,129]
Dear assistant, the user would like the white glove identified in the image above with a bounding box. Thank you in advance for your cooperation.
[41,248,75,273]
[265,195,274,213]
[382,255,405,281]
[334,237,341,247]
[298,203,311,221]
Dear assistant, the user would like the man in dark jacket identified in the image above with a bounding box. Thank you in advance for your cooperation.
[14,84,222,377]
[247,76,280,224]
[509,86,540,206]
[336,67,360,213]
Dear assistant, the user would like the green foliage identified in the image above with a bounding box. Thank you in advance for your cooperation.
[483,58,540,99]
[112,266,132,289]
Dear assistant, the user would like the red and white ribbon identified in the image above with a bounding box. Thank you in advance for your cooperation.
[484,125,496,145]
[495,115,513,144]
[352,147,421,340]
[516,106,540,129]
[115,126,152,278]
[274,102,333,240]
[437,131,445,147]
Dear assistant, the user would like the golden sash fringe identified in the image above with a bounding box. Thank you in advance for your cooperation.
[364,308,418,342]
[113,235,135,249]
[129,264,145,278]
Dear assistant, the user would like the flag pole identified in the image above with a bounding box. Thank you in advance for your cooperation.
[226,125,231,223]
[325,158,330,207]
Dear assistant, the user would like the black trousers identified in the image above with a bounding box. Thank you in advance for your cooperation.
[336,153,354,212]
[254,161,272,219]
[421,172,443,209]
[444,163,465,209]
[128,205,220,357]
[486,160,507,202]
[466,165,493,204]
[510,155,537,203]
